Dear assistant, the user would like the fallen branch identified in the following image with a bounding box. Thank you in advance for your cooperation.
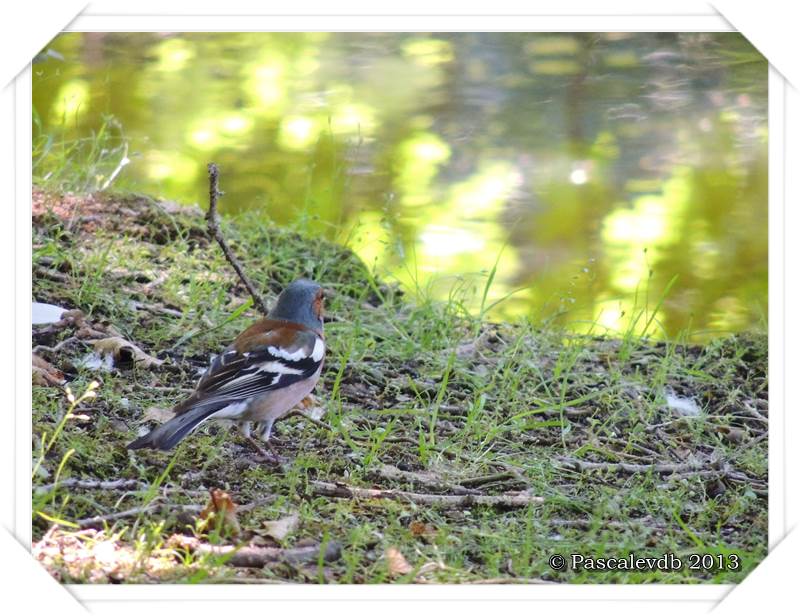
[741,401,768,422]
[654,470,767,493]
[555,456,708,474]
[170,535,341,567]
[308,480,543,508]
[546,516,703,534]
[74,495,277,528]
[369,464,479,495]
[34,266,70,283]
[36,478,146,495]
[459,470,525,488]
[205,163,269,315]
[128,299,184,318]
[32,336,81,356]
[75,503,203,528]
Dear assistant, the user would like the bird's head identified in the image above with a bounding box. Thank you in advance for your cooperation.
[268,278,324,332]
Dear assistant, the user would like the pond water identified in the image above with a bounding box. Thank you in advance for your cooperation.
[32,32,767,340]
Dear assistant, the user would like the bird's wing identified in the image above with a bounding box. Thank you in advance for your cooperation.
[173,323,324,416]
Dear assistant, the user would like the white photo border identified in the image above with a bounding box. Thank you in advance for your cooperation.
[5,3,794,613]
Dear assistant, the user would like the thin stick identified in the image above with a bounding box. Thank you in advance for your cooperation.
[554,456,764,492]
[76,503,203,528]
[308,480,543,508]
[171,535,340,567]
[369,464,479,495]
[458,470,524,488]
[35,478,209,497]
[74,495,277,528]
[36,478,145,494]
[555,456,706,474]
[206,163,270,315]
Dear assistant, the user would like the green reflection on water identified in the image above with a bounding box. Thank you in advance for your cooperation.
[32,32,767,340]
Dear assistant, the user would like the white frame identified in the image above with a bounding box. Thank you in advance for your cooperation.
[5,2,793,613]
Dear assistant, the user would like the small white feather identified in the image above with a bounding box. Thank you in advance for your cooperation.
[665,391,701,416]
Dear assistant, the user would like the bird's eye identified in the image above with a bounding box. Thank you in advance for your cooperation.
[313,291,325,318]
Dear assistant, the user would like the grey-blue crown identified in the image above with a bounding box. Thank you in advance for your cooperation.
[269,278,323,330]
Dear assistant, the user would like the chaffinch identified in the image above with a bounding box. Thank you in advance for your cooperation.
[128,278,325,456]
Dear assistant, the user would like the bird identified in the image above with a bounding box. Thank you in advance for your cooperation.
[128,278,325,459]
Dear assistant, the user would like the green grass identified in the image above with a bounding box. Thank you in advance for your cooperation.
[31,187,768,584]
[33,111,132,194]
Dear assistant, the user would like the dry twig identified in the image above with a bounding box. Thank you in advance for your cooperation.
[36,478,146,494]
[76,503,202,528]
[555,456,707,474]
[308,480,543,508]
[206,163,270,315]
[75,495,278,528]
[170,535,341,567]
[370,464,479,495]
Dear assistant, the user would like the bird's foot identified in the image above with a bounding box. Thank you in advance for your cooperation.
[245,436,285,465]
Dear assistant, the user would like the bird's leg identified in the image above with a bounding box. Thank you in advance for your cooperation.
[238,421,253,439]
[247,419,285,464]
[236,420,278,462]
[258,420,285,460]
[245,435,278,461]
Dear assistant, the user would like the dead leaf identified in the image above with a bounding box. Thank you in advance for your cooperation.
[92,336,163,369]
[76,325,114,340]
[298,394,326,420]
[715,425,747,444]
[409,520,436,538]
[198,489,241,537]
[260,513,299,542]
[60,309,86,326]
[32,354,65,386]
[385,546,412,578]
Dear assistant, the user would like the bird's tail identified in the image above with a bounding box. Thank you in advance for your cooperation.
[127,402,227,451]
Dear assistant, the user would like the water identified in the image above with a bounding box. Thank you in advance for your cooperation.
[32,32,767,340]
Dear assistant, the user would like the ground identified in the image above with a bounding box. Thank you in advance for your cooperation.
[31,188,768,584]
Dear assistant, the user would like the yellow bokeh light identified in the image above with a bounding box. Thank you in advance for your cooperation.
[49,79,90,124]
[603,195,668,245]
[243,55,288,113]
[144,150,199,184]
[450,162,521,218]
[402,38,454,66]
[277,115,321,151]
[187,118,220,150]
[524,36,580,56]
[419,224,486,258]
[295,51,320,77]
[330,103,377,135]
[396,132,451,206]
[346,210,392,268]
[220,113,253,135]
[154,38,195,72]
[186,113,253,150]
[413,138,450,163]
[591,296,665,337]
